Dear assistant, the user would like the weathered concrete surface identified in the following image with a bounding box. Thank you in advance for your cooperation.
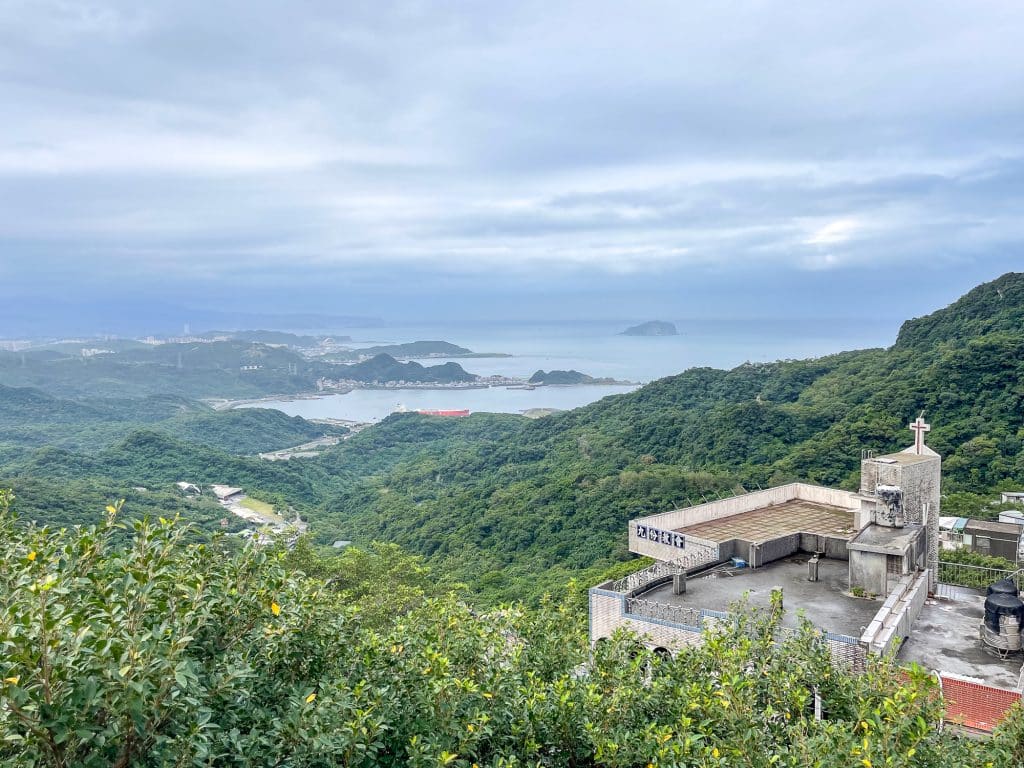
[898,591,1022,689]
[639,557,880,638]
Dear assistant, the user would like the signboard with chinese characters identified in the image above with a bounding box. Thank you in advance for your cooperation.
[634,523,686,549]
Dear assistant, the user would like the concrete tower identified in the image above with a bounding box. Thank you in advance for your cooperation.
[858,416,941,589]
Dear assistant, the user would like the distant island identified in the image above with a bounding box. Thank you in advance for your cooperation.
[621,320,678,336]
[527,369,631,386]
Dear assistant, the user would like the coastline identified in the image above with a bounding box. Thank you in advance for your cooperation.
[207,379,639,412]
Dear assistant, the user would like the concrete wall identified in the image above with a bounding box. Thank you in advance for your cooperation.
[849,550,888,597]
[753,534,801,567]
[589,588,704,653]
[629,483,862,560]
[859,571,930,655]
[799,532,850,559]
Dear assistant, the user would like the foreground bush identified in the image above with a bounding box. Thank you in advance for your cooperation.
[1,492,1020,767]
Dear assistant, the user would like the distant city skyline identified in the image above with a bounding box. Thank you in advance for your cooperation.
[1,2,1022,334]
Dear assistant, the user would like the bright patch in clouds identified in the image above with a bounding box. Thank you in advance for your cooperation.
[804,219,860,247]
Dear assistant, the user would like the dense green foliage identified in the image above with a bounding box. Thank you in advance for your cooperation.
[0,342,318,399]
[529,370,599,385]
[2,499,1020,767]
[334,353,476,383]
[0,384,343,456]
[0,342,481,401]
[937,548,1019,589]
[0,479,244,541]
[3,274,1024,603]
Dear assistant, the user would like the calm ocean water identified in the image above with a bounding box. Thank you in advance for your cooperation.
[245,317,897,422]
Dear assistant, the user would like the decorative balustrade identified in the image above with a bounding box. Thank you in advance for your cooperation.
[611,560,686,594]
[610,547,720,595]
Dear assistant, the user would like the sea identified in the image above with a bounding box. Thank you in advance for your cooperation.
[240,317,899,423]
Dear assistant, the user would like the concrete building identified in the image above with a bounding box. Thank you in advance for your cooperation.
[589,417,1024,728]
[940,515,1024,563]
[961,519,1023,562]
[210,484,243,501]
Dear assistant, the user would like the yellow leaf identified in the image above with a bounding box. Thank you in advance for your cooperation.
[861,760,872,768]
[3,676,19,685]
[26,551,36,562]
[105,505,117,515]
[712,747,720,759]
[482,692,493,699]
[305,692,316,703]
[271,602,281,616]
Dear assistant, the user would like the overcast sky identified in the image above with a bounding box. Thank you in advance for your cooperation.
[1,1,1022,333]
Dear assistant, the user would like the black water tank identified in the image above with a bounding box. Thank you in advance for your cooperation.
[986,578,1019,598]
[983,593,1024,633]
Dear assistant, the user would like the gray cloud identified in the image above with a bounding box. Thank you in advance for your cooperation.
[0,0,1022,320]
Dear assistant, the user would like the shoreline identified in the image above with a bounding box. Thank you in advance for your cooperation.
[207,380,640,411]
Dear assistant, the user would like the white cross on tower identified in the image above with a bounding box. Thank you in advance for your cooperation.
[909,415,931,455]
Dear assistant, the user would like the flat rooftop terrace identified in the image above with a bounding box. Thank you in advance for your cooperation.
[638,556,880,638]
[898,589,1023,689]
[675,499,857,544]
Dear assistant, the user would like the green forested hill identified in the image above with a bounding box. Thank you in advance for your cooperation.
[304,273,1024,600]
[3,273,1024,603]
[0,341,481,399]
[894,271,1024,348]
[0,385,343,454]
[336,353,477,382]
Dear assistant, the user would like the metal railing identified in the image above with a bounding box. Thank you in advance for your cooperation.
[624,597,703,629]
[936,562,1024,592]
[610,548,720,595]
[611,560,687,594]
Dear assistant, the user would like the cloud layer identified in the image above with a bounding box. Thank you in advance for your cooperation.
[0,1,1022,320]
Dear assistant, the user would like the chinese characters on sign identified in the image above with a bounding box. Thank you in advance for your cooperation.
[635,524,686,549]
